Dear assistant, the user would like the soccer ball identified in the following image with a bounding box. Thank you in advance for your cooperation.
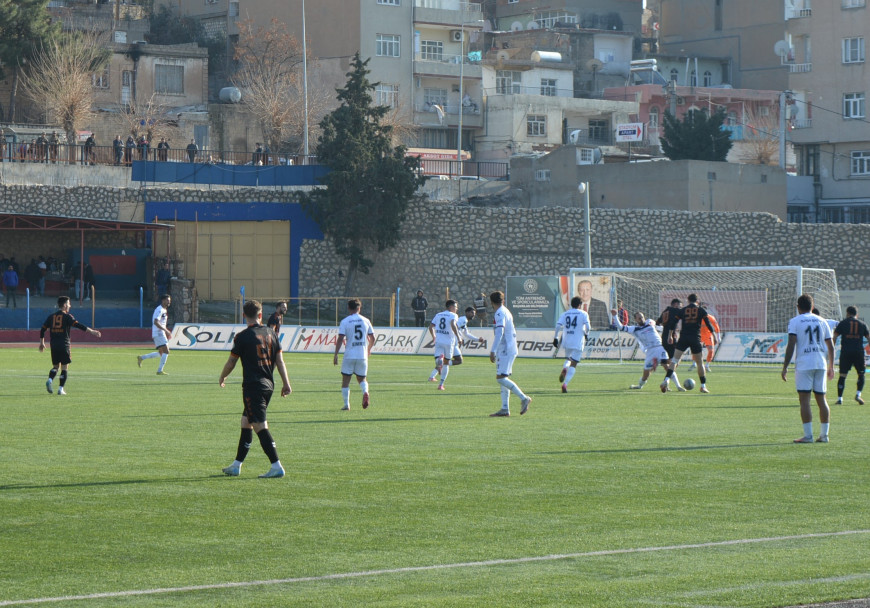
[683,378,695,390]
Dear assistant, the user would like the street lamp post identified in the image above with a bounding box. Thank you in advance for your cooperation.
[302,0,309,164]
[578,182,591,269]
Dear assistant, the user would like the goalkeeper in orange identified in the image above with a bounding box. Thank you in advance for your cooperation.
[697,302,721,372]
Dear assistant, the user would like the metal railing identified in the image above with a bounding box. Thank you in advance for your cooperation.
[0,143,317,167]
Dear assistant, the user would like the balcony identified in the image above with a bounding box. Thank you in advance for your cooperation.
[414,102,483,128]
[790,118,813,129]
[414,53,482,79]
[788,62,812,73]
[414,0,482,27]
[785,0,812,18]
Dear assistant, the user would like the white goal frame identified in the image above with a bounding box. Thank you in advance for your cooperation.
[567,266,841,333]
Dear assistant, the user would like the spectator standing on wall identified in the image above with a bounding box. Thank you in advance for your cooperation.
[3,264,20,308]
[157,138,169,161]
[113,135,123,165]
[186,139,198,163]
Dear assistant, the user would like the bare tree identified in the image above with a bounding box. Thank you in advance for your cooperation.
[380,103,419,148]
[115,93,182,153]
[737,107,780,166]
[232,18,307,163]
[20,31,110,162]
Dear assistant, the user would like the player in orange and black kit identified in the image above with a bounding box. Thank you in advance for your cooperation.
[266,301,287,336]
[39,296,102,395]
[660,293,717,394]
[656,298,682,360]
[219,299,292,478]
[832,305,869,405]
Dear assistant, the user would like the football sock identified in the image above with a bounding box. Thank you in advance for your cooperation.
[141,352,160,360]
[837,377,846,398]
[671,372,680,386]
[637,378,646,387]
[500,386,510,409]
[564,367,576,385]
[700,375,707,385]
[439,366,449,384]
[235,428,253,463]
[158,353,168,372]
[359,380,369,395]
[341,387,350,407]
[802,422,813,438]
[820,422,830,437]
[48,368,58,380]
[497,377,524,398]
[256,428,280,464]
[428,370,437,380]
[857,373,865,393]
[59,370,68,387]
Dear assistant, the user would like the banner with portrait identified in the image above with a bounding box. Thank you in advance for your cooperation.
[561,274,613,330]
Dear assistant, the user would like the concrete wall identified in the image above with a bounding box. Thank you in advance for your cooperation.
[510,153,787,219]
[299,199,870,323]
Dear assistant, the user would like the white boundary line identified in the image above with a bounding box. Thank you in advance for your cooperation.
[2,530,868,606]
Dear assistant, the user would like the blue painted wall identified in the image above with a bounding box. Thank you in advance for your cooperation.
[143,201,324,298]
[132,161,329,186]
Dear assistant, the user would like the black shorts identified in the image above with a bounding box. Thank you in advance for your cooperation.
[675,335,704,355]
[662,333,676,358]
[839,350,866,375]
[50,345,71,366]
[242,386,273,424]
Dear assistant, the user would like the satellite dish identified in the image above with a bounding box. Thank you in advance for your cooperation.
[586,58,604,72]
[510,21,523,31]
[774,40,790,57]
[527,21,540,30]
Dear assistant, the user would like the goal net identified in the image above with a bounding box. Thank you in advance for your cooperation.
[567,266,841,333]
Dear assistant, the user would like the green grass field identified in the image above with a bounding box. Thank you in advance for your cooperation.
[2,347,869,607]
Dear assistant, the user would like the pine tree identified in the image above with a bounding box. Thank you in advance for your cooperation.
[301,53,425,294]
[0,0,59,121]
[660,109,733,162]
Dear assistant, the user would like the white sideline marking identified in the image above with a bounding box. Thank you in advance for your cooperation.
[2,530,868,606]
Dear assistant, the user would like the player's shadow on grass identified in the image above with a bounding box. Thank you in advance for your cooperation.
[0,476,210,492]
[542,442,781,455]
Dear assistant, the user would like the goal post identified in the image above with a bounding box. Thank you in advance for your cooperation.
[566,266,841,333]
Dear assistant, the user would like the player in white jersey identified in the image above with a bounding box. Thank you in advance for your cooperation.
[781,294,834,443]
[612,309,670,390]
[488,291,531,417]
[333,299,375,410]
[427,300,462,390]
[137,294,172,374]
[428,305,484,388]
[553,296,592,393]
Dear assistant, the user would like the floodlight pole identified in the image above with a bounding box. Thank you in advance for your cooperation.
[302,0,310,164]
[578,181,591,269]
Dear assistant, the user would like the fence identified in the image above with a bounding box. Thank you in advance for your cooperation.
[227,296,397,327]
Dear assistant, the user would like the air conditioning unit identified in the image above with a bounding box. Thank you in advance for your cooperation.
[676,96,685,105]
[451,30,464,42]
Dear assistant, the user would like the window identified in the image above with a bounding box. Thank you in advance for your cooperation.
[376,34,400,57]
[92,69,109,89]
[690,69,697,87]
[424,88,447,107]
[508,0,518,3]
[527,115,546,136]
[844,92,866,118]
[703,70,713,86]
[155,64,184,94]
[420,40,443,61]
[648,106,659,128]
[535,11,577,29]
[496,70,522,94]
[727,111,737,126]
[228,1,239,17]
[843,0,865,7]
[670,68,678,82]
[535,169,551,182]
[540,78,556,96]
[588,119,608,142]
[377,0,400,4]
[851,150,870,175]
[376,84,399,108]
[843,37,865,63]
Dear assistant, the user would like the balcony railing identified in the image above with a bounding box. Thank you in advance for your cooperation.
[785,0,812,18]
[790,118,813,129]
[414,0,481,13]
[415,52,480,65]
[788,62,812,73]
[842,0,865,8]
[415,101,481,115]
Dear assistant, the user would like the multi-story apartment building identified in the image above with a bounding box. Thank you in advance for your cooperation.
[657,0,786,91]
[785,0,870,224]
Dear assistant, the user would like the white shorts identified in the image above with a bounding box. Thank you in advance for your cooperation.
[495,350,517,376]
[153,333,168,348]
[644,346,669,371]
[433,343,453,361]
[341,358,369,377]
[564,347,584,363]
[795,368,827,393]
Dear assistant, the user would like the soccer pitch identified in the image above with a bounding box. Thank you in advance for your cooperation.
[2,347,869,608]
